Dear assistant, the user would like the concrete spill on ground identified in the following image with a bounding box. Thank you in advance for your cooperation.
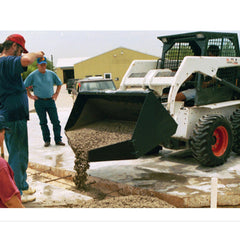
[66,120,135,189]
[76,195,176,208]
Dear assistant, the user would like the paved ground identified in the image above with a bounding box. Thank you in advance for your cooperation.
[23,168,92,208]
[4,84,240,208]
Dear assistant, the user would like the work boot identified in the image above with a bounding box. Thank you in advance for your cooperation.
[22,187,36,195]
[21,195,36,203]
[56,141,65,146]
[44,142,50,147]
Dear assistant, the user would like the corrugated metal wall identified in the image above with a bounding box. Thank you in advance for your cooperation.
[56,47,159,88]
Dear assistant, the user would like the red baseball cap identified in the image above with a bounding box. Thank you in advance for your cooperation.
[6,34,28,53]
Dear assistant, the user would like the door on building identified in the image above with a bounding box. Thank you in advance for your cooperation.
[63,69,74,83]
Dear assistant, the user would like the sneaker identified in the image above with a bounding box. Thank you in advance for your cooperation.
[22,187,36,195]
[56,141,65,146]
[44,142,50,147]
[21,195,36,203]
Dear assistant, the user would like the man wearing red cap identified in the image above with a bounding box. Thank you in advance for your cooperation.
[0,34,44,203]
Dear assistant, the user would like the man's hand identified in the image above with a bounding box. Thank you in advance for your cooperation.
[52,93,58,101]
[31,95,39,100]
[52,85,62,101]
[21,51,45,67]
[36,51,45,58]
[5,194,24,208]
[26,88,38,100]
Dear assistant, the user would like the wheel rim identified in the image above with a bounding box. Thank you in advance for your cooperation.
[212,126,228,157]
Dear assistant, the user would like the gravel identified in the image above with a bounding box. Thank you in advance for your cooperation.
[76,195,176,208]
[66,120,135,189]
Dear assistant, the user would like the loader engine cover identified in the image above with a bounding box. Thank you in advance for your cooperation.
[65,90,177,162]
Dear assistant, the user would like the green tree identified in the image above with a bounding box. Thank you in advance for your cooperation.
[22,58,54,80]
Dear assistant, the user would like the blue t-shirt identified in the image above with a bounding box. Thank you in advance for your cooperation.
[0,56,28,121]
[24,69,62,98]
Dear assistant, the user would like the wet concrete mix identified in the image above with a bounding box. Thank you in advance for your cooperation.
[70,195,175,208]
[66,120,135,189]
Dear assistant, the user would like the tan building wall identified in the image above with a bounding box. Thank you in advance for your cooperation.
[74,47,159,89]
[56,68,64,83]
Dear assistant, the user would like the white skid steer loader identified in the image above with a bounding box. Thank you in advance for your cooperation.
[66,31,240,167]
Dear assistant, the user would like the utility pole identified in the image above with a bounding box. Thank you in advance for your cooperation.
[51,54,54,70]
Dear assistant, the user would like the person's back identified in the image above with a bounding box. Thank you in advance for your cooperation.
[0,55,29,121]
[0,157,22,208]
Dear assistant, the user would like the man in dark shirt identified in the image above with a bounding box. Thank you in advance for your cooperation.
[0,34,44,202]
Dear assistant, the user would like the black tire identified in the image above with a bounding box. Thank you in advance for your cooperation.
[230,109,240,154]
[191,115,233,167]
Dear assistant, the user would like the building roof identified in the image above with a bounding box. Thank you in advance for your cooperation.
[56,47,159,69]
[56,57,89,68]
[75,47,159,64]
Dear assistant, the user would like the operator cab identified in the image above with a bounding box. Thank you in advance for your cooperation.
[157,31,240,106]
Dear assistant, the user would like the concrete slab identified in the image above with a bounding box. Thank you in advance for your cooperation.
[87,150,240,207]
[23,168,92,208]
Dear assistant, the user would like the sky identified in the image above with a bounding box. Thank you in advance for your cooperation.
[1,29,240,67]
[1,0,240,68]
[0,30,186,65]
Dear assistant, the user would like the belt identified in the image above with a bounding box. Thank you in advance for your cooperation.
[38,97,52,100]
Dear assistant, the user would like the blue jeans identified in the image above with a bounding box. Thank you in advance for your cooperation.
[34,99,62,143]
[182,88,196,101]
[5,120,29,195]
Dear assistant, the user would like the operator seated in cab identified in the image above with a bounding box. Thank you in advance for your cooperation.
[175,45,220,102]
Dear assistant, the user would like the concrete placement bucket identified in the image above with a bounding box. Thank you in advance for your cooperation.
[65,90,177,162]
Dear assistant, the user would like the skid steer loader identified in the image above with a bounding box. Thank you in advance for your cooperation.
[65,31,240,167]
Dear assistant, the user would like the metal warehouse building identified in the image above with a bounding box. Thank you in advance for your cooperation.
[56,47,159,89]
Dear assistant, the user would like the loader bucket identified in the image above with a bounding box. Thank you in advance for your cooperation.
[65,90,177,162]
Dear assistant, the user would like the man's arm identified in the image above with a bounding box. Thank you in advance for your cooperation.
[26,88,38,100]
[21,51,45,67]
[4,195,24,208]
[0,131,4,146]
[52,85,62,101]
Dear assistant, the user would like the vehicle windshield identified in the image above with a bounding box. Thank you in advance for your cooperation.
[80,80,116,91]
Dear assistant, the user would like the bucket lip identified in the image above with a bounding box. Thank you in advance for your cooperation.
[78,89,152,97]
